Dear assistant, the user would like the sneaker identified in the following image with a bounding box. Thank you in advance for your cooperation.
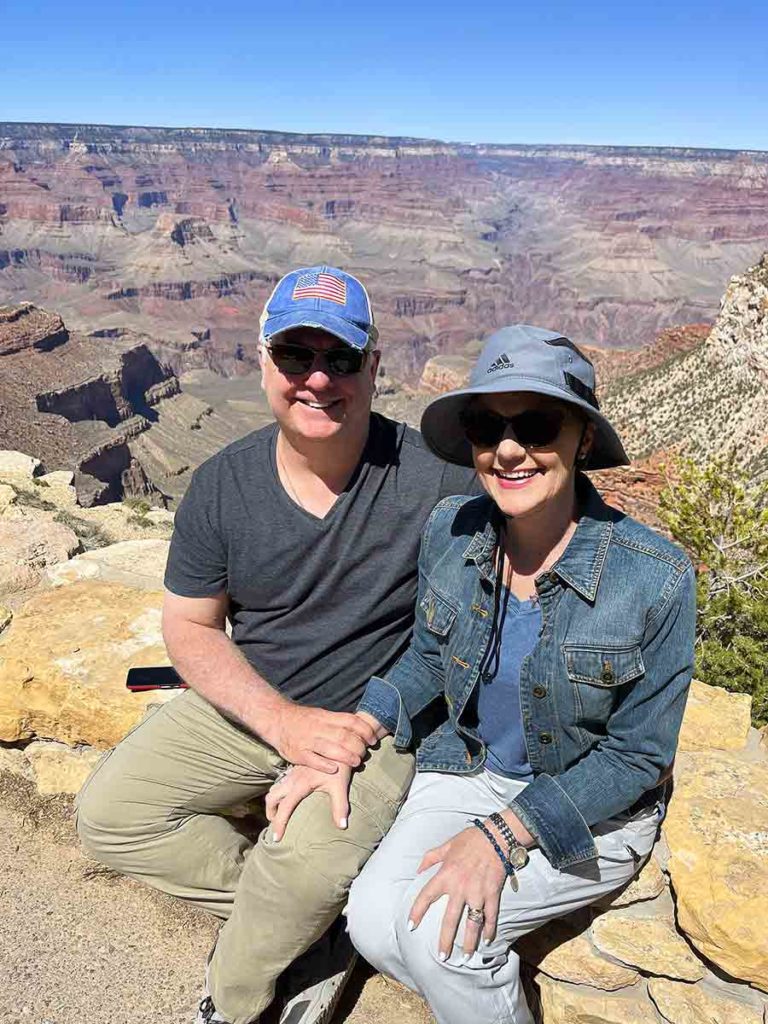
[195,994,230,1024]
[277,920,358,1024]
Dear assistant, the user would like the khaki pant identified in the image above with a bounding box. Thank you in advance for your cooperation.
[75,689,415,1024]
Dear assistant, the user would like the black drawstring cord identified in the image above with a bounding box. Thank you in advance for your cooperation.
[479,511,511,681]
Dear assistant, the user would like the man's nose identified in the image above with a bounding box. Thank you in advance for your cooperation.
[303,357,333,387]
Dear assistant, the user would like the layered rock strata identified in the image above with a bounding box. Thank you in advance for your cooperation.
[2,122,768,381]
[0,304,270,505]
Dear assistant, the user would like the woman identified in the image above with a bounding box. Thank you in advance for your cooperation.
[266,324,696,1024]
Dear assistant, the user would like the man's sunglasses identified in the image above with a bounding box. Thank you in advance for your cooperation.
[266,341,367,377]
[460,405,566,449]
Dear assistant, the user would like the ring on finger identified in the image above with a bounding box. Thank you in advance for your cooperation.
[466,906,485,924]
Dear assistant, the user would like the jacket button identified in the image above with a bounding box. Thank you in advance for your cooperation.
[533,685,547,698]
[539,732,553,744]
[548,571,558,584]
[601,661,615,684]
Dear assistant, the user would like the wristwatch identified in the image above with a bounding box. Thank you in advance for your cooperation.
[489,812,530,870]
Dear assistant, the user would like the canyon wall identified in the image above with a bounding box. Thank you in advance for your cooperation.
[2,123,768,380]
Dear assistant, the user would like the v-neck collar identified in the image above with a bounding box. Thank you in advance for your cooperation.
[268,420,373,525]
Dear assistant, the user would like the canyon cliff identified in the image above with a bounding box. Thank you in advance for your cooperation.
[0,302,269,505]
[2,122,768,382]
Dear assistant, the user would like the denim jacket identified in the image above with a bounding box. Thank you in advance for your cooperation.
[358,477,696,869]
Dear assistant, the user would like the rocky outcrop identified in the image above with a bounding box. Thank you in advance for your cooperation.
[602,252,768,475]
[0,305,260,506]
[418,355,472,394]
[0,580,172,748]
[663,751,768,990]
[0,302,68,355]
[46,538,170,590]
[36,344,174,427]
[0,518,80,595]
[0,452,174,610]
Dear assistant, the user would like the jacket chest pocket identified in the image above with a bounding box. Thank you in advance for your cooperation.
[420,587,458,637]
[563,644,645,724]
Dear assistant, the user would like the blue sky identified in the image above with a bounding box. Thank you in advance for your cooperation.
[4,0,767,150]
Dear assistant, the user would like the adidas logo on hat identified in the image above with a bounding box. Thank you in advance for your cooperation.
[486,353,514,374]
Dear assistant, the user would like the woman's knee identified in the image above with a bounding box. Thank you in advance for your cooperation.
[346,868,401,968]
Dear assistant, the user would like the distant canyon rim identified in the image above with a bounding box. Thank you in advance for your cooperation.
[2,122,768,382]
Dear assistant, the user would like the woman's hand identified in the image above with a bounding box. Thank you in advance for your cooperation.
[409,823,509,959]
[265,763,353,841]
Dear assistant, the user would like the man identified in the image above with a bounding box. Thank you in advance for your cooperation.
[76,266,476,1024]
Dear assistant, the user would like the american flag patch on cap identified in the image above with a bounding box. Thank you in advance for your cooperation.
[292,272,347,305]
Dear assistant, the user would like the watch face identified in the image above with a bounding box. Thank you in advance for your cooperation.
[509,846,529,869]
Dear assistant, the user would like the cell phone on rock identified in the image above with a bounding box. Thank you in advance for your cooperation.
[126,666,187,692]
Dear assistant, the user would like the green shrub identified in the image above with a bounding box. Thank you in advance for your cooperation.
[659,454,768,726]
[122,496,151,516]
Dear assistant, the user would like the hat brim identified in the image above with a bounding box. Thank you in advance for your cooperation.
[420,377,629,471]
[262,309,372,350]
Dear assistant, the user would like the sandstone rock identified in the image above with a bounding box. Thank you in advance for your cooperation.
[663,751,768,990]
[0,745,32,779]
[40,470,75,488]
[0,518,80,595]
[518,918,639,990]
[597,853,666,908]
[648,977,766,1024]
[677,679,752,752]
[537,976,655,1024]
[591,911,705,981]
[0,606,12,633]
[46,539,170,591]
[0,580,174,748]
[419,355,472,395]
[24,741,103,795]
[0,304,67,356]
[0,451,42,481]
[146,508,175,526]
[0,484,17,512]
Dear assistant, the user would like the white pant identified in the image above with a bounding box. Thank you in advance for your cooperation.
[346,769,662,1024]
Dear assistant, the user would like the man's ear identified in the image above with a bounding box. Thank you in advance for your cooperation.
[369,349,381,384]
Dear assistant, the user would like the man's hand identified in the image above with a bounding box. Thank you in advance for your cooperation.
[266,764,354,840]
[267,703,378,773]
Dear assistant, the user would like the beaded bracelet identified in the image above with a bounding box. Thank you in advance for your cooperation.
[488,811,516,849]
[471,818,520,891]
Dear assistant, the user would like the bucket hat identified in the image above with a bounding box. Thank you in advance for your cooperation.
[420,324,629,470]
[259,265,378,350]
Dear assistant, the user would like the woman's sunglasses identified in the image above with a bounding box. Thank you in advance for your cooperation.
[266,341,367,377]
[460,405,566,449]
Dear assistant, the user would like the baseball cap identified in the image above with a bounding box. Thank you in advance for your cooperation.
[260,265,378,350]
[420,324,629,470]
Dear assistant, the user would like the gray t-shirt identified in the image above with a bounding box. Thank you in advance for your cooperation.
[164,413,477,713]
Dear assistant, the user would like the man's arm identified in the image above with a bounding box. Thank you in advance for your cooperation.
[162,589,377,773]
